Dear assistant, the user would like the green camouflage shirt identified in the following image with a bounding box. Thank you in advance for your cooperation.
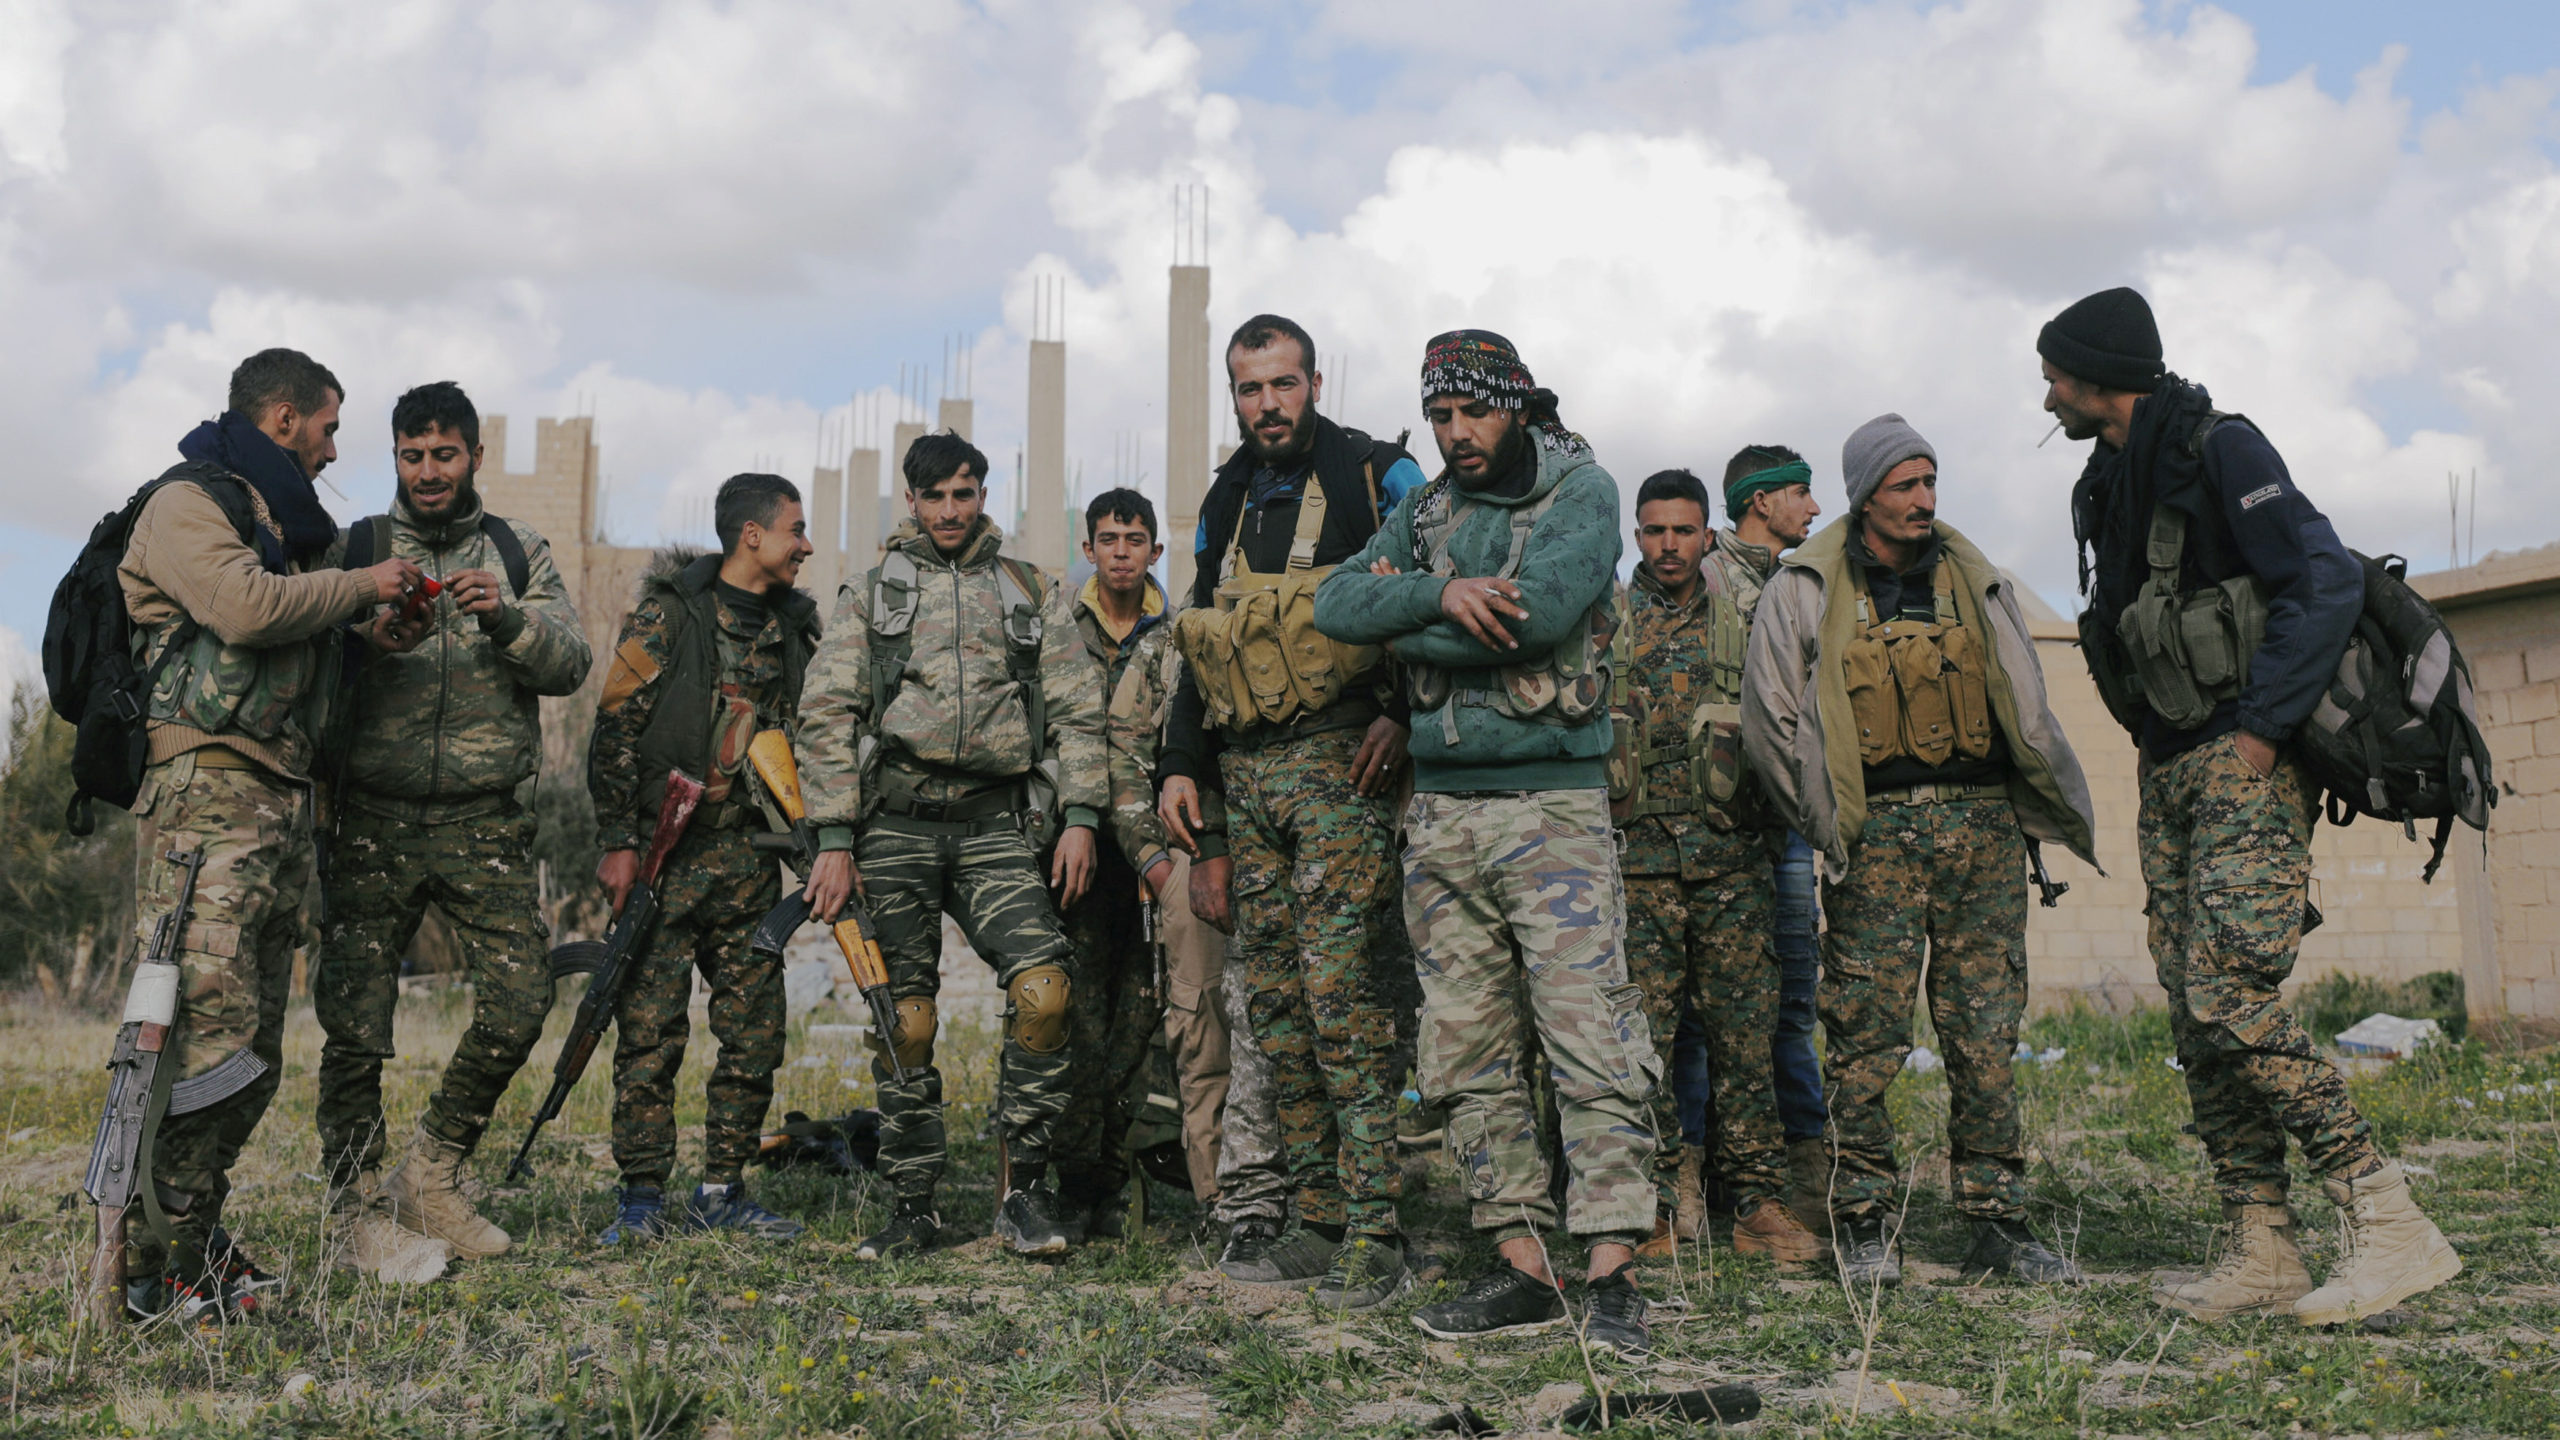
[340,495,591,813]
[797,517,1106,848]
[1616,560,1755,877]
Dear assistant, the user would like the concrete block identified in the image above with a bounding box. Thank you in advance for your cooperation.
[2471,649,2526,692]
[2527,646,2560,687]
[2510,682,2560,724]
[2513,755,2560,800]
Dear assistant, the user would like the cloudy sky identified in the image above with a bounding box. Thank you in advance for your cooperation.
[2,0,2555,673]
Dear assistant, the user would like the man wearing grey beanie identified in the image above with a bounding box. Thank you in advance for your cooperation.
[1740,413,2099,1289]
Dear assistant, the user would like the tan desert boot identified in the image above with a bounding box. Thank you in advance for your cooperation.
[1733,1196,1828,1267]
[2293,1162,2461,1326]
[1674,1151,1707,1242]
[384,1126,511,1259]
[1785,1137,1831,1236]
[331,1173,453,1285]
[2154,1202,2312,1319]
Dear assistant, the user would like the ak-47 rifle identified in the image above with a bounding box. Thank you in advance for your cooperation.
[2028,840,2071,909]
[742,731,910,1085]
[84,849,272,1327]
[505,769,705,1181]
[1140,870,1166,1008]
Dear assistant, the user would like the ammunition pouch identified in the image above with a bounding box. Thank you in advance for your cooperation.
[2113,506,2268,732]
[1175,478,1378,731]
[1611,582,1754,830]
[1842,558,1995,769]
[1004,965,1071,1054]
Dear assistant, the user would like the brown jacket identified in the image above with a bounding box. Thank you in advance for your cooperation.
[118,480,376,775]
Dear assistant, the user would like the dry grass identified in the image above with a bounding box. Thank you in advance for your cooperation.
[0,989,2556,1438]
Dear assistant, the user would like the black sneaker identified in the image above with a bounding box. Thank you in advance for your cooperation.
[1312,1235,1412,1311]
[1838,1217,1901,1288]
[129,1271,261,1323]
[685,1183,805,1240]
[1218,1217,1283,1271]
[1413,1265,1567,1340]
[1578,1265,1650,1358]
[205,1226,286,1295]
[1965,1219,2083,1284]
[1219,1223,1333,1288]
[995,1187,1071,1256]
[856,1201,939,1262]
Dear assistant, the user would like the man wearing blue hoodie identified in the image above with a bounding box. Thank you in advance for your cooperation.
[1314,331,1654,1359]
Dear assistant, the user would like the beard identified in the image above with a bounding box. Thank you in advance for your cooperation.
[1242,407,1316,463]
[1449,416,1527,484]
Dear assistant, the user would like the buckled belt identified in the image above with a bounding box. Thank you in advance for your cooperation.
[873,782,1025,827]
[1866,781,2007,806]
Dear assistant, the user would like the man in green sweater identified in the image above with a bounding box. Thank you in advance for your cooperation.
[1313,331,1654,1359]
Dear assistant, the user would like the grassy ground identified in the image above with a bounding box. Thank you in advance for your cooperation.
[0,990,2555,1439]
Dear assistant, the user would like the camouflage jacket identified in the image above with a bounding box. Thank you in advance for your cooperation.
[589,556,814,852]
[1101,613,1237,875]
[1703,528,1779,623]
[798,517,1107,849]
[1617,560,1758,878]
[340,494,591,815]
[1075,574,1175,872]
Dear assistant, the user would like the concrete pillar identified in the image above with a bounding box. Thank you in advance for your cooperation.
[1166,263,1212,603]
[805,464,842,611]
[891,421,925,550]
[938,397,974,442]
[1023,338,1068,574]
[847,446,883,578]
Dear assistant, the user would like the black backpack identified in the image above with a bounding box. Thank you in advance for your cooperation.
[42,464,261,835]
[343,511,528,597]
[2294,551,2495,881]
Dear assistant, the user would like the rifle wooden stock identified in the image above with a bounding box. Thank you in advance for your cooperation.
[746,730,908,1083]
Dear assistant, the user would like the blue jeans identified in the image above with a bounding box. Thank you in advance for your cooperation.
[1672,830,1828,1147]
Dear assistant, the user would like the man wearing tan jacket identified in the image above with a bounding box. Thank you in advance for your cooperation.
[116,348,423,1320]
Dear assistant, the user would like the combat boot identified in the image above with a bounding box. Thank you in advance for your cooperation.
[2293,1162,2461,1326]
[1785,1138,1831,1235]
[1836,1216,1900,1289]
[856,1199,940,1261]
[383,1125,510,1259]
[1733,1197,1827,1267]
[331,1172,452,1284]
[1674,1150,1706,1242]
[1963,1219,2083,1284]
[2154,1202,2312,1320]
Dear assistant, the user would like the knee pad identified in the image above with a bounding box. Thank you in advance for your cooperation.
[873,997,937,1072]
[1006,965,1071,1054]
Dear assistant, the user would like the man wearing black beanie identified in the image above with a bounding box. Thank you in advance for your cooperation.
[2039,287,2459,1326]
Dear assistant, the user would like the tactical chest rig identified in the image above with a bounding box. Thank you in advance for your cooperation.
[1841,558,1995,769]
[1610,584,1752,829]
[1404,471,1617,748]
[862,547,1058,843]
[1173,469,1382,733]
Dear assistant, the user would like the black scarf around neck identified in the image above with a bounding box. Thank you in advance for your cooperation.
[2069,373,2216,618]
[178,411,338,569]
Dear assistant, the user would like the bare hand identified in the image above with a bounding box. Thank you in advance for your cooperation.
[1369,556,1403,576]
[364,557,426,605]
[2235,730,2279,779]
[447,567,508,627]
[1440,576,1529,650]
[1158,775,1204,853]
[804,849,862,922]
[1188,854,1233,935]
[1050,825,1097,906]
[1142,854,1175,901]
[1350,717,1409,796]
[363,607,426,654]
[597,848,640,918]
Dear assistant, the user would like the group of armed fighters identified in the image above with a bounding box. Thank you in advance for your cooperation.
[90,284,2461,1352]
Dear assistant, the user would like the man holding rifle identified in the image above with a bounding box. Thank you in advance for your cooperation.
[796,431,1109,1261]
[586,473,818,1244]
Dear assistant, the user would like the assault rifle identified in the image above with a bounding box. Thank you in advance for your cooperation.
[505,769,705,1181]
[2027,840,2071,909]
[742,730,909,1084]
[84,849,271,1326]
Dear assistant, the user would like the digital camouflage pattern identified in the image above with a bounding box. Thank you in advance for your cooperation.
[1214,951,1290,1222]
[1405,787,1657,1244]
[335,497,590,803]
[797,518,1106,837]
[125,752,311,1279]
[2141,732,2380,1202]
[1223,726,1406,1239]
[860,823,1080,1198]
[315,803,553,1182]
[1623,858,1783,1211]
[590,579,802,1189]
[607,826,785,1189]
[1820,795,2030,1223]
[1104,620,1195,873]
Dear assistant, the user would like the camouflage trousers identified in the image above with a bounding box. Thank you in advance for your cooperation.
[861,817,1077,1202]
[1223,728,1405,1238]
[126,752,311,1280]
[1623,830,1784,1215]
[2141,732,2379,1202]
[1821,795,2029,1224]
[1052,835,1167,1204]
[314,798,554,1182]
[1406,788,1657,1246]
[609,826,784,1190]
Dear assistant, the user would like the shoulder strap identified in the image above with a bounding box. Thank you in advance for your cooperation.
[345,515,380,571]
[867,550,921,718]
[994,557,1049,750]
[479,513,530,597]
[1494,491,1559,582]
[2146,504,2188,588]
[1931,552,1959,623]
[1286,480,1329,571]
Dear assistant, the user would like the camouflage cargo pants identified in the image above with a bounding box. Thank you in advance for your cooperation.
[1623,830,1784,1215]
[315,799,555,1182]
[1406,788,1657,1246]
[2142,732,2379,1202]
[609,825,784,1190]
[1052,834,1166,1204]
[1223,728,1406,1239]
[126,752,310,1279]
[1821,794,2029,1224]
[861,818,1077,1202]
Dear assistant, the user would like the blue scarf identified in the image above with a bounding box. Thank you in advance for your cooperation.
[177,411,338,569]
